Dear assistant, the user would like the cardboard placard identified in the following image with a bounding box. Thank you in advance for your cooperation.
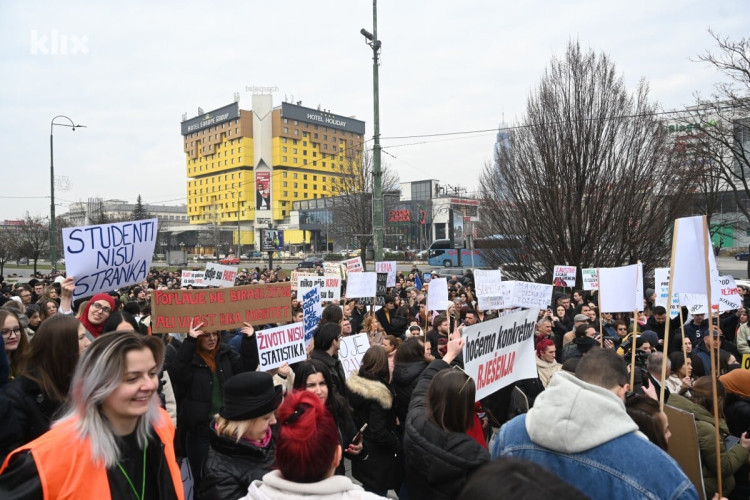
[599,263,644,313]
[426,278,449,311]
[256,322,307,371]
[63,219,158,298]
[339,333,370,378]
[151,282,292,333]
[375,261,397,287]
[204,262,238,288]
[512,281,554,309]
[462,308,539,401]
[290,271,315,291]
[343,257,364,273]
[581,268,599,291]
[324,262,343,277]
[654,268,680,318]
[181,270,205,288]
[346,272,377,299]
[663,404,706,500]
[360,273,388,307]
[303,285,322,346]
[297,274,341,301]
[552,265,576,288]
[474,269,503,298]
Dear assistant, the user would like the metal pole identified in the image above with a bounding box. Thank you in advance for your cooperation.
[237,204,242,258]
[49,131,56,273]
[371,0,384,263]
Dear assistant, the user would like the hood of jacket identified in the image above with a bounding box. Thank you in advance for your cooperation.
[245,470,379,500]
[525,371,640,454]
[392,361,428,388]
[345,373,392,409]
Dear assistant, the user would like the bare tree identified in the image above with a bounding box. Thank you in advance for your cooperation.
[0,229,18,277]
[17,214,50,274]
[479,41,695,282]
[685,31,750,225]
[328,150,400,270]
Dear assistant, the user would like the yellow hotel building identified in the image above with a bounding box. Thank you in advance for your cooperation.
[181,95,365,249]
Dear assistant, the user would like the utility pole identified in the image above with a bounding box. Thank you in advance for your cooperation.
[361,0,383,262]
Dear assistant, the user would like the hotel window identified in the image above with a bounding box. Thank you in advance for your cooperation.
[313,175,317,181]
[293,139,298,145]
[283,182,287,187]
[283,172,287,178]
[294,192,298,197]
[303,160,308,165]
[283,191,288,197]
[303,141,307,146]
[293,173,298,179]
[304,174,308,180]
[283,118,288,123]
[303,132,308,138]
[294,129,299,136]
[282,147,287,152]
[282,156,287,162]
[294,183,298,188]
[293,158,297,163]
[293,148,297,154]
[284,127,288,133]
[294,120,298,125]
[303,150,307,156]
[282,137,287,143]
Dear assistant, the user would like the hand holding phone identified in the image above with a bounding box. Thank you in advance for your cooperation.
[346,423,367,456]
[351,423,367,446]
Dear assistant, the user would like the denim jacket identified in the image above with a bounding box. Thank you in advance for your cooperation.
[491,372,697,500]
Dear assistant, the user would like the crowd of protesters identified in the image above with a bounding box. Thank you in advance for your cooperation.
[0,263,747,499]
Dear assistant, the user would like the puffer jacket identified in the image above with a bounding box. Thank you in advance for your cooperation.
[197,420,276,500]
[391,360,428,430]
[167,335,259,430]
[668,394,750,498]
[403,360,489,500]
[346,373,401,491]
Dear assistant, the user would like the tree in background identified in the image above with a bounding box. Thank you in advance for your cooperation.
[328,151,399,270]
[132,194,151,220]
[0,229,18,277]
[479,41,696,282]
[17,214,50,274]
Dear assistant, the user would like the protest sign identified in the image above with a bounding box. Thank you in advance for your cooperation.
[339,333,369,377]
[181,270,205,288]
[581,268,599,291]
[303,285,322,346]
[717,275,742,312]
[204,262,238,288]
[151,282,291,333]
[552,265,576,287]
[346,272,376,299]
[654,268,680,318]
[742,354,750,370]
[512,281,554,309]
[290,271,315,291]
[462,308,539,401]
[256,322,307,371]
[324,262,342,277]
[297,274,341,301]
[360,273,388,307]
[426,278,449,311]
[672,215,719,296]
[375,261,397,287]
[63,219,158,298]
[599,263,643,312]
[477,281,514,310]
[474,269,503,298]
[343,257,364,273]
[678,293,717,315]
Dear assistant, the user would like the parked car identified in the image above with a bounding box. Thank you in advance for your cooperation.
[220,257,241,265]
[735,252,749,261]
[429,267,472,279]
[243,251,264,258]
[298,256,325,269]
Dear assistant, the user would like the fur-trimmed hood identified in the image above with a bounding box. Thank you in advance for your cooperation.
[345,373,393,409]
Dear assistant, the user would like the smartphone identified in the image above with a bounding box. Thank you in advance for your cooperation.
[351,423,368,445]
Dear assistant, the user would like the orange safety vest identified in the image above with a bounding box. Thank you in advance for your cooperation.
[1,408,184,500]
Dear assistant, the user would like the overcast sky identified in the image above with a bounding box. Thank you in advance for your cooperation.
[0,0,747,220]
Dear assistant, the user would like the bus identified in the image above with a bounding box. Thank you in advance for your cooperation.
[427,236,523,269]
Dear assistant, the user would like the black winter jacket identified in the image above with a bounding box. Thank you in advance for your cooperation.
[725,394,750,438]
[346,372,401,490]
[391,360,428,429]
[0,375,63,463]
[403,359,489,500]
[167,335,258,431]
[197,421,275,500]
[310,349,348,398]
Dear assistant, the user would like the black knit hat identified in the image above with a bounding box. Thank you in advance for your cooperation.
[220,372,282,421]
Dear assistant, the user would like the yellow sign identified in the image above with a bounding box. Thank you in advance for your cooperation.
[742,354,750,370]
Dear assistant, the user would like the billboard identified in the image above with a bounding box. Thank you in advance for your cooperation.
[261,229,284,251]
[256,170,271,210]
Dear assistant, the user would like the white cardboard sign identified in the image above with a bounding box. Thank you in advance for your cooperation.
[256,322,307,370]
[204,262,238,288]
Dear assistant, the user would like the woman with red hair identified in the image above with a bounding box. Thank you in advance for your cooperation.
[535,338,561,388]
[243,390,385,499]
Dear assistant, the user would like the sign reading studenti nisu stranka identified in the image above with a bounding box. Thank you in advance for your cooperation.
[151,282,291,333]
[63,219,158,299]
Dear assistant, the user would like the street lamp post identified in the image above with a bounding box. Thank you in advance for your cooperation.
[50,116,85,273]
[361,0,384,263]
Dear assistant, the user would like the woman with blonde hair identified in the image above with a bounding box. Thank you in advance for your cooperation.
[0,331,183,499]
[363,314,386,347]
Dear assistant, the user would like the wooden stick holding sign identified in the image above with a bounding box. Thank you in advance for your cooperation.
[659,225,680,410]
[629,264,640,390]
[597,268,603,348]
[701,216,723,499]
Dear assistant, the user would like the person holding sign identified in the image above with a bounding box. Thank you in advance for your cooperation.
[403,326,489,500]
[59,277,115,339]
[166,320,259,489]
[0,332,183,500]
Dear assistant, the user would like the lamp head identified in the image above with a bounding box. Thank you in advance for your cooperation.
[360,28,374,40]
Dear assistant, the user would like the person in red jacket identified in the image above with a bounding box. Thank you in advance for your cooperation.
[0,331,184,500]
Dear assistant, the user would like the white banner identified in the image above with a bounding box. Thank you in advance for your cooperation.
[474,269,503,298]
[426,278,449,311]
[581,268,599,291]
[679,293,716,316]
[302,285,322,346]
[63,219,158,298]
[181,270,205,288]
[346,272,377,299]
[343,257,364,273]
[512,281,554,309]
[204,262,238,288]
[463,308,539,401]
[256,322,307,370]
[599,263,643,312]
[654,268,680,318]
[717,275,742,312]
[672,215,719,295]
[339,333,370,378]
[297,275,341,301]
[552,265,576,287]
[375,261,397,287]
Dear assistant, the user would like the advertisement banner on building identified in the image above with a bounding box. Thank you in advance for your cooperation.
[255,171,271,211]
[261,229,284,251]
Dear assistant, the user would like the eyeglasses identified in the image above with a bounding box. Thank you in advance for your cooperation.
[90,302,112,314]
[1,327,22,337]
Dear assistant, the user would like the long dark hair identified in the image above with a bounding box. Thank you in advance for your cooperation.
[395,337,426,364]
[359,345,390,385]
[23,314,82,401]
[293,359,348,418]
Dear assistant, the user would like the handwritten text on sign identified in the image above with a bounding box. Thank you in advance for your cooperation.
[581,268,599,291]
[552,265,576,287]
[151,283,291,333]
[343,257,364,273]
[298,275,341,301]
[303,285,322,347]
[256,322,307,370]
[339,333,369,378]
[63,219,158,298]
[181,270,205,288]
[462,308,539,401]
[474,269,503,298]
[204,262,238,287]
[375,261,397,287]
